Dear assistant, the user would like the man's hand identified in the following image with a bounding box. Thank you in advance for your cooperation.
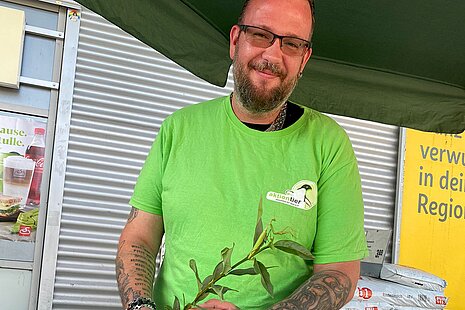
[192,299,239,310]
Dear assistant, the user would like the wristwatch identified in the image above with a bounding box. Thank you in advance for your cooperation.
[126,297,157,310]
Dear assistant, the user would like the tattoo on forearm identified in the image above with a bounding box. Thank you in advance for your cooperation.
[131,245,156,287]
[116,239,157,306]
[269,270,352,310]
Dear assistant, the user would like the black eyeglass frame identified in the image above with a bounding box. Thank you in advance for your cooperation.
[237,24,313,56]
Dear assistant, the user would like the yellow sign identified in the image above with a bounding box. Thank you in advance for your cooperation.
[0,6,25,89]
[399,129,465,309]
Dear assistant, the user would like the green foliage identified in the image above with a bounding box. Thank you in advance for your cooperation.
[221,246,234,273]
[229,267,257,276]
[172,199,314,309]
[173,297,180,310]
[189,259,202,291]
[274,240,315,260]
[253,197,264,245]
[253,259,273,297]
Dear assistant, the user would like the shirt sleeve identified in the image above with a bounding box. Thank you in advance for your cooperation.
[129,122,169,216]
[312,127,368,264]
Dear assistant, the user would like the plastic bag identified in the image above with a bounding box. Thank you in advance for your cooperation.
[380,263,446,292]
[353,276,447,308]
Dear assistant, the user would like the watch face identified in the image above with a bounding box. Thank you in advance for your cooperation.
[127,297,156,310]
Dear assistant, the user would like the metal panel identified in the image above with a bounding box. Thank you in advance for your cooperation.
[392,128,407,263]
[51,8,399,309]
[37,5,80,310]
[329,114,399,232]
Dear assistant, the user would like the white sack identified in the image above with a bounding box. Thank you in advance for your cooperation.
[342,300,445,310]
[380,263,446,292]
[354,276,448,308]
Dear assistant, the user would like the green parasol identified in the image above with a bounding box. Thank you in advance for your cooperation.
[74,0,465,133]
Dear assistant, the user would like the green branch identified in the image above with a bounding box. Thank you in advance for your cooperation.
[165,199,314,310]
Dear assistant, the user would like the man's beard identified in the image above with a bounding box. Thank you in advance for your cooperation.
[233,54,299,114]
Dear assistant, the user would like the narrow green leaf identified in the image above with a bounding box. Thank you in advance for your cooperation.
[211,285,238,300]
[212,261,224,280]
[173,296,181,310]
[189,259,202,290]
[253,197,264,245]
[201,274,213,291]
[257,196,263,220]
[229,267,258,276]
[221,245,234,274]
[164,306,173,310]
[198,287,226,303]
[212,285,225,300]
[274,240,315,260]
[254,259,274,297]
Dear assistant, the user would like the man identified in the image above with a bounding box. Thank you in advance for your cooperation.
[116,0,368,309]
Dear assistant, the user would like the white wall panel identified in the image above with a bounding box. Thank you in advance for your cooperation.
[330,115,399,231]
[51,7,399,309]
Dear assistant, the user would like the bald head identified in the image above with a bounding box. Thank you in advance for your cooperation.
[238,0,315,39]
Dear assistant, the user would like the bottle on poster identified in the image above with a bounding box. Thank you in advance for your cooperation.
[24,127,45,208]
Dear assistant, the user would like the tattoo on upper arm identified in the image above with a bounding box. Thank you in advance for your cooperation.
[269,270,353,310]
[127,207,139,224]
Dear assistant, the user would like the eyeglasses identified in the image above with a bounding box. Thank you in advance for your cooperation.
[237,24,312,57]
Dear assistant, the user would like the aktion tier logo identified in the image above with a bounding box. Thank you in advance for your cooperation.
[266,180,317,210]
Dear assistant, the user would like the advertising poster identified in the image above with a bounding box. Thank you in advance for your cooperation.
[398,129,465,309]
[0,115,46,242]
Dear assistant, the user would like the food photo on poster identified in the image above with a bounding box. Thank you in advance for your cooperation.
[0,115,46,241]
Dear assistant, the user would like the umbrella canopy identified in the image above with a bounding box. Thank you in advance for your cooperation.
[74,0,465,133]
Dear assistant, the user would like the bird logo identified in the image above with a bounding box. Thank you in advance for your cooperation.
[290,180,317,210]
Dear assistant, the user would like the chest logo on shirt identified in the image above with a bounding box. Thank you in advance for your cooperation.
[266,180,317,210]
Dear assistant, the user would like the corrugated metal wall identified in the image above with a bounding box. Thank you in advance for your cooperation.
[331,115,399,231]
[50,7,399,309]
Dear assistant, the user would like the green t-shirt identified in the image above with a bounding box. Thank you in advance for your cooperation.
[130,96,368,309]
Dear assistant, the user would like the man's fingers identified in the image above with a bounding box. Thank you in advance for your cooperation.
[199,298,239,310]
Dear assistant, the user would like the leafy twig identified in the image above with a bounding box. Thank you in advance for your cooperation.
[165,199,314,310]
